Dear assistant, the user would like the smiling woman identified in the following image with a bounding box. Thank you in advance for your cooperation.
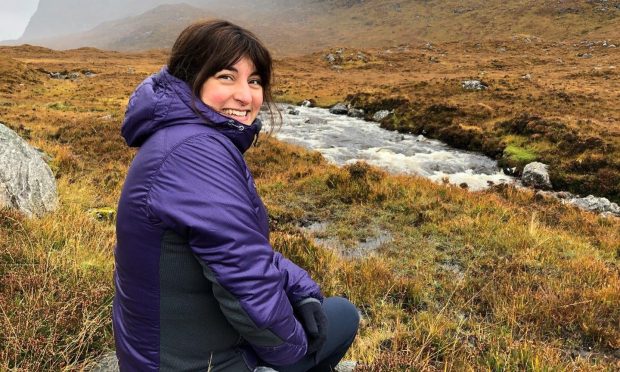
[114,20,359,372]
[200,57,264,125]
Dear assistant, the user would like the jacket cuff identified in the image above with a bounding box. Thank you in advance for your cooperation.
[294,297,322,308]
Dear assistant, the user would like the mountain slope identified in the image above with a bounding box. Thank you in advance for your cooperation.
[13,0,620,54]
[19,0,176,41]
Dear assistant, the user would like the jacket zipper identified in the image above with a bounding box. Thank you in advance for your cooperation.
[226,120,246,131]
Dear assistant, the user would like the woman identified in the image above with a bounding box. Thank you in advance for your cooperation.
[114,20,359,371]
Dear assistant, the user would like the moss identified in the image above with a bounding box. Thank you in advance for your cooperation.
[504,144,537,164]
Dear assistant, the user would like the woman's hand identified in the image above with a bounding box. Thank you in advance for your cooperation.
[294,299,328,356]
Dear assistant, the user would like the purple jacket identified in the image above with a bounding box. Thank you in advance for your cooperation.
[113,68,323,371]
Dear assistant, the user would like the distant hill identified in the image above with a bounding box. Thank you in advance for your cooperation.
[19,0,176,41]
[10,0,620,55]
[31,4,212,52]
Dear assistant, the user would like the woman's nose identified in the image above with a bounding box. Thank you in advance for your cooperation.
[233,82,252,104]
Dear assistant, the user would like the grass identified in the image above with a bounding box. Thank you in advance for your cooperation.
[0,46,619,370]
[504,144,538,165]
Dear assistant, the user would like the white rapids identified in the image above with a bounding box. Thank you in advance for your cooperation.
[261,105,514,191]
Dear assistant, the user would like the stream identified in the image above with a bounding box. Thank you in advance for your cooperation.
[262,105,513,191]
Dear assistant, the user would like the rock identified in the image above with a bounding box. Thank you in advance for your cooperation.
[329,103,348,115]
[555,191,572,199]
[372,110,391,122]
[356,51,368,62]
[521,73,532,80]
[335,360,358,372]
[300,99,314,107]
[461,80,488,90]
[89,207,116,222]
[577,53,593,58]
[324,53,336,64]
[305,117,328,125]
[288,108,300,115]
[49,71,81,80]
[0,123,57,217]
[567,195,620,216]
[347,108,364,118]
[90,351,118,372]
[254,367,278,372]
[521,162,552,189]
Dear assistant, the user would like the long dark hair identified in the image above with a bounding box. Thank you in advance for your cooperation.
[168,19,279,131]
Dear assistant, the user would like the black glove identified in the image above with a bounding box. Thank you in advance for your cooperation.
[294,299,328,356]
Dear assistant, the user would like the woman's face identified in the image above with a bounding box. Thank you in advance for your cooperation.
[200,56,264,126]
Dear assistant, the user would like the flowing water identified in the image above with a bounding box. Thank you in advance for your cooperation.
[262,105,514,191]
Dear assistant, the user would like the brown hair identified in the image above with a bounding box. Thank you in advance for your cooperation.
[168,19,279,131]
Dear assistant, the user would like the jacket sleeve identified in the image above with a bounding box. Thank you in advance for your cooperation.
[272,252,323,305]
[146,133,307,366]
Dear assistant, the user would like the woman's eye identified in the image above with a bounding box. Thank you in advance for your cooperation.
[249,78,262,86]
[217,74,234,81]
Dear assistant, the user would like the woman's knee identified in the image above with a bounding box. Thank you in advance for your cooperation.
[324,297,360,338]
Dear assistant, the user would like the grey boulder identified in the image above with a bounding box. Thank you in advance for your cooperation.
[372,110,391,122]
[567,195,620,216]
[347,108,364,118]
[0,123,57,217]
[461,80,488,90]
[522,162,552,189]
[329,103,349,115]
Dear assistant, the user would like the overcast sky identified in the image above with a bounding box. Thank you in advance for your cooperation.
[0,0,39,41]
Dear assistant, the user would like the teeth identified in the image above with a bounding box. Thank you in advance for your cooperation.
[221,109,248,117]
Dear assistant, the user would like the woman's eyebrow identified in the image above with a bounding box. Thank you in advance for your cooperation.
[221,66,259,76]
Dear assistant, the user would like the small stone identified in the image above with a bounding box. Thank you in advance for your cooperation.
[88,207,116,222]
[329,103,348,115]
[300,99,313,107]
[305,117,327,125]
[461,80,488,90]
[288,108,300,115]
[254,367,278,372]
[347,108,364,118]
[335,360,357,372]
[90,351,118,372]
[372,110,391,122]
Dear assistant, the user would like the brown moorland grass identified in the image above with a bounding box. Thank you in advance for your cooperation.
[0,45,619,370]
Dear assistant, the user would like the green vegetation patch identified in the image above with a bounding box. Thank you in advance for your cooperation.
[47,101,74,111]
[503,144,537,164]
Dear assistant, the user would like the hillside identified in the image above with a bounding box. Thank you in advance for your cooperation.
[39,4,213,52]
[18,0,174,41]
[9,0,620,55]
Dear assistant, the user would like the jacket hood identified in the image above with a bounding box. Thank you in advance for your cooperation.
[121,67,261,153]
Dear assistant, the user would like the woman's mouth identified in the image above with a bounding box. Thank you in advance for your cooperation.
[220,108,250,120]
